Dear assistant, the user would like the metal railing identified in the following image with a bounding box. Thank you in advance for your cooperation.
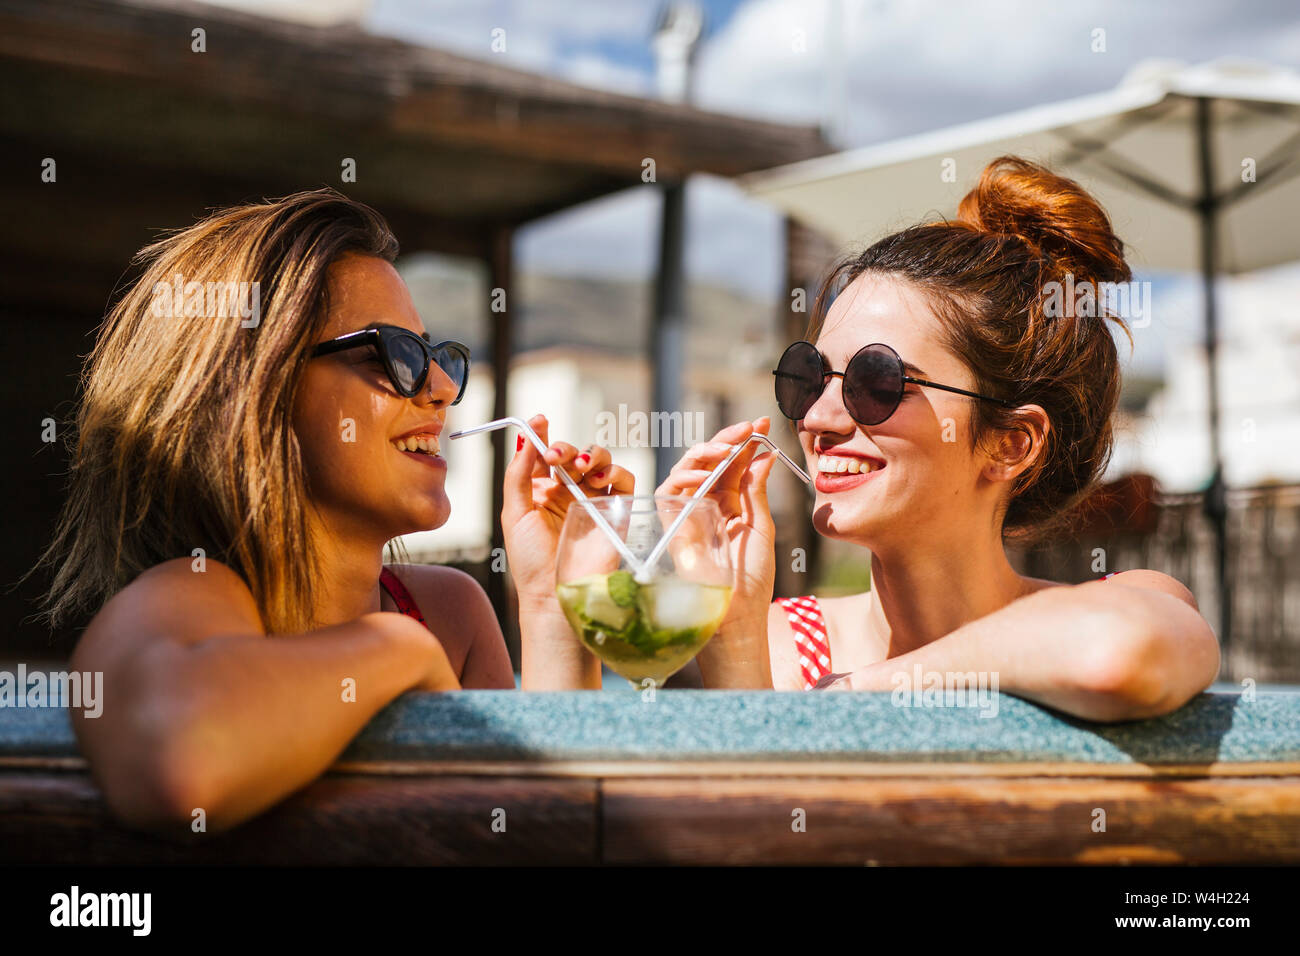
[1012,484,1300,683]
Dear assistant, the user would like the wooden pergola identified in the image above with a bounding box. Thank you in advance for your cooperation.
[0,0,829,653]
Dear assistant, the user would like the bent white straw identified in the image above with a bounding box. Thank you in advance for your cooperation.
[636,433,811,583]
[450,419,811,585]
[448,417,644,572]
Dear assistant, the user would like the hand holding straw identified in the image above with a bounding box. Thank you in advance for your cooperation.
[450,419,811,585]
[636,432,811,583]
[448,416,644,572]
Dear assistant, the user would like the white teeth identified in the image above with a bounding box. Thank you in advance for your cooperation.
[817,455,878,475]
[393,435,441,456]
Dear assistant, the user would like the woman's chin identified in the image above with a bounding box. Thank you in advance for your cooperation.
[398,496,451,534]
[812,504,888,549]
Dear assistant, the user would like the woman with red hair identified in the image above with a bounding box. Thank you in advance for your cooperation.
[656,156,1219,719]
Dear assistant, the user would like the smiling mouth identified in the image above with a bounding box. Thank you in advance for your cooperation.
[392,435,440,456]
[815,453,882,475]
[813,453,884,491]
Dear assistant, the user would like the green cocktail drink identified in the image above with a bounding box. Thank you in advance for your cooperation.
[557,570,732,686]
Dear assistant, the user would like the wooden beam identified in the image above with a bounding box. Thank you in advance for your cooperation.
[0,136,497,314]
[601,775,1300,865]
[0,772,598,865]
[5,768,1299,864]
[0,0,829,214]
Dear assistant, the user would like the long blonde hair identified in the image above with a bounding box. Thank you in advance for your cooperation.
[29,187,399,634]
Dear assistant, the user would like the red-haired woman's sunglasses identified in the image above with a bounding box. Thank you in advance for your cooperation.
[772,341,1012,426]
[311,325,470,403]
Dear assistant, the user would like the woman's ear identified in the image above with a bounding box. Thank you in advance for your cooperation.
[982,404,1050,485]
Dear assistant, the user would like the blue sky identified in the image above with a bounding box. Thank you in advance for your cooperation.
[366,0,1299,137]
[355,0,1300,374]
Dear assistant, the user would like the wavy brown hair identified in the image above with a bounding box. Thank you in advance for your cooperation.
[807,155,1133,542]
[28,187,399,634]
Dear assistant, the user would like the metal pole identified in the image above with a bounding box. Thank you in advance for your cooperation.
[650,3,701,487]
[651,180,687,486]
[487,226,516,660]
[1194,96,1231,654]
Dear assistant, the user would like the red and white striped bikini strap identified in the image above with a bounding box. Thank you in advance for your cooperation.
[775,595,833,691]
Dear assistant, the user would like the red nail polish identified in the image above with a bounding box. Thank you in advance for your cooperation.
[516,435,524,452]
[576,453,589,465]
[592,470,605,480]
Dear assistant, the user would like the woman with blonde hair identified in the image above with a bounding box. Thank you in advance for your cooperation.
[655,156,1219,718]
[29,188,628,831]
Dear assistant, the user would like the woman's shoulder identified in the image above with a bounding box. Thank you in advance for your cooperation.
[381,563,500,638]
[1090,569,1199,609]
[76,557,263,668]
[385,561,472,588]
[100,556,258,624]
[1020,570,1197,610]
[383,563,513,688]
[383,563,490,614]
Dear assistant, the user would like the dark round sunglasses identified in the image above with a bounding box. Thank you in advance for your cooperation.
[311,325,470,403]
[772,340,1012,426]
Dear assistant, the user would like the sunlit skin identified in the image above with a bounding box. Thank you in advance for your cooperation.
[659,272,1220,721]
[69,251,632,832]
[294,251,636,678]
[292,252,461,630]
[793,274,1043,665]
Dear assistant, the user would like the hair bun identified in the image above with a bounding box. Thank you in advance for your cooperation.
[956,155,1131,287]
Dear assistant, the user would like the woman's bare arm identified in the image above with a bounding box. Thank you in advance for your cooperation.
[70,557,456,834]
[831,572,1220,722]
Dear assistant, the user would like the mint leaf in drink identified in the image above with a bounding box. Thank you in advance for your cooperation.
[607,570,639,608]
[664,626,700,647]
[556,572,733,687]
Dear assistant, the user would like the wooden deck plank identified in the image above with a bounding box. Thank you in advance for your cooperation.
[600,776,1300,865]
[0,772,598,865]
[6,768,1300,865]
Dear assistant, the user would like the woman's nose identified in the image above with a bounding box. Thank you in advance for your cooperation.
[418,361,458,407]
[801,374,855,436]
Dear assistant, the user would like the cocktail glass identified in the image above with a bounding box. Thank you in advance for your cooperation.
[554,495,733,689]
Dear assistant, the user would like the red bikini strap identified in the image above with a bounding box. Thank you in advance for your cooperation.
[379,567,428,628]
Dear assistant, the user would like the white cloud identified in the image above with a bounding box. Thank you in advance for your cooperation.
[367,0,658,81]
[516,176,784,300]
[359,0,1300,303]
[695,0,1300,143]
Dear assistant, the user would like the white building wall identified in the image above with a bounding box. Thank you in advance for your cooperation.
[1111,267,1300,491]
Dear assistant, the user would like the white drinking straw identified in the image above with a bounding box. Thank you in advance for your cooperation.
[636,433,811,583]
[450,419,811,586]
[448,416,644,572]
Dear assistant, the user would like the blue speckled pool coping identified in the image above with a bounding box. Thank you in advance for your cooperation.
[3,691,1298,765]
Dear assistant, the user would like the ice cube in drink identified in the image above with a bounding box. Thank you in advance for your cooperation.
[555,570,732,686]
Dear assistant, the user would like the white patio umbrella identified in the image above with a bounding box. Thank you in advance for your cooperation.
[742,58,1300,647]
